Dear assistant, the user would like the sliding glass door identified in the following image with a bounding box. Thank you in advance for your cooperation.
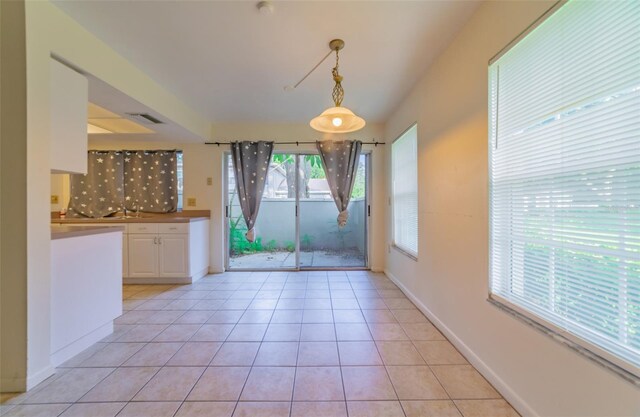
[225,151,369,270]
[226,153,297,269]
[298,153,367,268]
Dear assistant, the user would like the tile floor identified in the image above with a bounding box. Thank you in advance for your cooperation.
[1,271,519,417]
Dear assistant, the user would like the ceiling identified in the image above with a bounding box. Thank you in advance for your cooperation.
[53,1,480,125]
[87,74,202,143]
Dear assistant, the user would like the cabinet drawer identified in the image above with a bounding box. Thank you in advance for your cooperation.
[128,223,159,234]
[159,223,189,234]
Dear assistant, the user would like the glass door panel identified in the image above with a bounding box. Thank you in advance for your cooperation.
[227,153,297,269]
[298,153,367,268]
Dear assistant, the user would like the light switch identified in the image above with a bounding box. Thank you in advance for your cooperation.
[51,195,59,204]
[187,197,197,207]
[206,177,213,186]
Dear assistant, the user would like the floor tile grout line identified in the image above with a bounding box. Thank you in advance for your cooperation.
[230,270,290,416]
[11,272,516,417]
[353,277,407,416]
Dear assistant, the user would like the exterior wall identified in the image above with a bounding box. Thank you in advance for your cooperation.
[242,199,367,252]
[383,1,640,416]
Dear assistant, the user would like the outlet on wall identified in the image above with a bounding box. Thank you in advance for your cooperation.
[187,197,197,207]
[51,195,59,204]
[206,177,212,186]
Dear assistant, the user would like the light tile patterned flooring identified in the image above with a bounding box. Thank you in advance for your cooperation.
[1,271,519,417]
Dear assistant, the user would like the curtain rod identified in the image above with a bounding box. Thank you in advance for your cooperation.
[204,140,385,147]
[89,149,180,153]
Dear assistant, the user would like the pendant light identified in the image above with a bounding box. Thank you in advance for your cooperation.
[310,39,366,134]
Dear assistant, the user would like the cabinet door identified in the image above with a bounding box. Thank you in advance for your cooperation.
[158,234,189,277]
[127,234,159,277]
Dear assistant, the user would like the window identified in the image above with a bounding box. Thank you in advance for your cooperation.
[392,124,418,257]
[489,0,640,378]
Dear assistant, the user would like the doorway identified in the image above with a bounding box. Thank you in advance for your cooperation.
[225,151,369,270]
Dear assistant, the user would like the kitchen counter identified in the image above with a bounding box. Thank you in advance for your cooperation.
[50,224,123,367]
[51,225,125,239]
[53,216,208,224]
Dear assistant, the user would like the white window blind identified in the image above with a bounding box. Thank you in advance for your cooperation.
[489,0,640,377]
[392,124,418,257]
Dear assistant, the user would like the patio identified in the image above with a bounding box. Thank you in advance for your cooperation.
[229,249,366,269]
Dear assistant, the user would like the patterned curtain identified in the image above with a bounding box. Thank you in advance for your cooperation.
[316,140,362,227]
[124,150,179,213]
[230,141,274,242]
[68,151,124,218]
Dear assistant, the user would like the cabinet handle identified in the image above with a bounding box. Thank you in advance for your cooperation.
[154,237,157,244]
[158,237,162,244]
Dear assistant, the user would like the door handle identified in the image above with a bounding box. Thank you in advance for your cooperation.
[154,237,157,244]
[158,237,162,244]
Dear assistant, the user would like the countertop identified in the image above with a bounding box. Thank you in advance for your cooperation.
[52,216,209,224]
[51,225,125,240]
[51,210,210,224]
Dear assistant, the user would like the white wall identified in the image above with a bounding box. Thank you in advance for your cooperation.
[89,121,386,273]
[384,2,640,416]
[11,0,214,391]
[50,174,70,212]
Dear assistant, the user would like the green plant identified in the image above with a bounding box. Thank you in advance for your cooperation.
[350,159,366,199]
[265,239,277,251]
[301,234,314,250]
[284,240,295,252]
[229,222,250,255]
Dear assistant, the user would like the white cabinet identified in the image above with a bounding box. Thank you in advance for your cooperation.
[50,59,88,174]
[158,234,189,277]
[53,220,209,284]
[125,220,209,284]
[128,232,187,279]
[127,234,159,278]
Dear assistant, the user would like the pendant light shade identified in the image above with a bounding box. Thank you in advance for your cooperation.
[310,39,366,134]
[310,106,366,133]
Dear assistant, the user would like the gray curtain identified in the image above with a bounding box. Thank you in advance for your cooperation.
[68,151,124,218]
[230,141,274,242]
[316,140,362,227]
[124,150,178,213]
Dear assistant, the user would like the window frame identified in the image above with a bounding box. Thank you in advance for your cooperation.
[487,0,640,384]
[391,122,419,260]
[176,151,184,210]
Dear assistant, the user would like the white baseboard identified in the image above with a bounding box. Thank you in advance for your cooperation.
[384,269,538,417]
[123,276,192,285]
[26,365,55,392]
[50,322,113,368]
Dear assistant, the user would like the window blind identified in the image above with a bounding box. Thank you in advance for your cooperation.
[489,0,640,377]
[392,124,418,257]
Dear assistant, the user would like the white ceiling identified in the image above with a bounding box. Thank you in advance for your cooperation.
[53,1,480,124]
[87,74,203,143]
